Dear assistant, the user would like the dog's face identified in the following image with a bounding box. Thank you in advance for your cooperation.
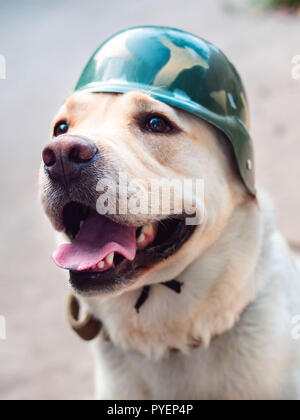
[40,90,244,296]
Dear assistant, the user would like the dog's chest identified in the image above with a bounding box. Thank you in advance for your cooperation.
[93,338,216,399]
[92,304,296,400]
[92,332,273,400]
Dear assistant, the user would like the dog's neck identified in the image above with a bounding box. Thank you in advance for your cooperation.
[83,192,274,359]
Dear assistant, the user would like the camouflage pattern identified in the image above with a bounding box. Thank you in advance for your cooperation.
[75,26,255,195]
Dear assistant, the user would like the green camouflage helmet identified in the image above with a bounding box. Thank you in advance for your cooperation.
[75,26,255,195]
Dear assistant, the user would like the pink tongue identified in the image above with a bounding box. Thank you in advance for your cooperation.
[53,211,137,271]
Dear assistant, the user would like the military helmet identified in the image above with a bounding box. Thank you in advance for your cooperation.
[75,26,255,195]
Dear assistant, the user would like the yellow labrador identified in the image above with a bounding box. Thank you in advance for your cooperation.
[40,90,300,400]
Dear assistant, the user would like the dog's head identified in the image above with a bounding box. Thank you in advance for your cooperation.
[40,90,250,296]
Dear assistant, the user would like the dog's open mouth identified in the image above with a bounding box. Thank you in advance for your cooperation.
[53,202,196,295]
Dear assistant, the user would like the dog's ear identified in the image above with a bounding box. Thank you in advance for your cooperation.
[215,128,246,190]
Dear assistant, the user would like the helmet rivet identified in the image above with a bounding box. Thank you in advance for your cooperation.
[246,159,253,170]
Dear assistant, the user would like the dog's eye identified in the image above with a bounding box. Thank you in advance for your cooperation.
[54,121,69,137]
[143,115,173,134]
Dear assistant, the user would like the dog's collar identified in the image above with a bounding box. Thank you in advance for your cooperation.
[67,280,183,342]
[67,283,249,351]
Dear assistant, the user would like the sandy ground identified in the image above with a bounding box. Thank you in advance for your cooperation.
[0,0,299,400]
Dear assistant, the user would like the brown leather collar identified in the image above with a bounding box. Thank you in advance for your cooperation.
[67,280,248,353]
[67,293,229,352]
[66,284,242,348]
[66,293,214,351]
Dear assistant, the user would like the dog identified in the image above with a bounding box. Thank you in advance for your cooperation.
[40,28,300,400]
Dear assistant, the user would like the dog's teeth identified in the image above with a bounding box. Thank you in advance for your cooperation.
[137,233,146,244]
[79,221,84,229]
[142,224,154,236]
[97,261,105,269]
[106,252,114,266]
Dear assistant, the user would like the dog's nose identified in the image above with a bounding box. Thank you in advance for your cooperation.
[42,135,98,183]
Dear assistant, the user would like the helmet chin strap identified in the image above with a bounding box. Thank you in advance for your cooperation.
[67,280,183,342]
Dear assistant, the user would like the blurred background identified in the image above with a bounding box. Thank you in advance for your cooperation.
[0,0,299,400]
